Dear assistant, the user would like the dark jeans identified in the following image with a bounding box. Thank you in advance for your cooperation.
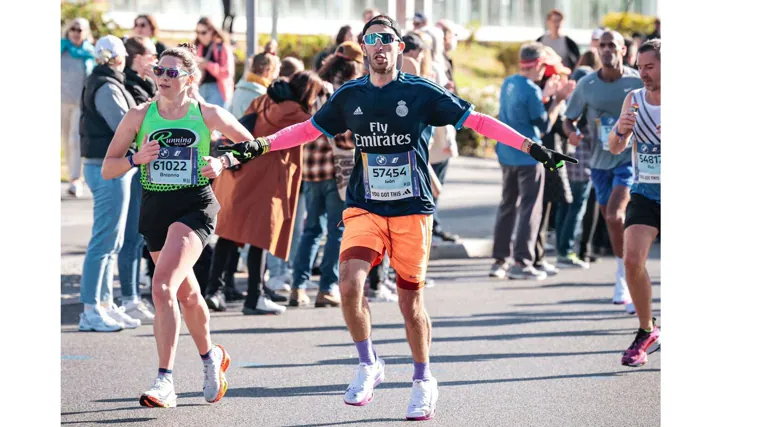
[579,187,613,258]
[555,180,592,257]
[534,200,552,265]
[492,164,544,266]
[291,180,345,292]
[431,159,450,233]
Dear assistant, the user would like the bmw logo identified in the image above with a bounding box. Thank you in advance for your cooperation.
[159,148,170,158]
[377,155,387,165]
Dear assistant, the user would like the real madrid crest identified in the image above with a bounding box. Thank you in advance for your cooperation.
[396,100,408,117]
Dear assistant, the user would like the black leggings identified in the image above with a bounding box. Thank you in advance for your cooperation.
[206,238,267,307]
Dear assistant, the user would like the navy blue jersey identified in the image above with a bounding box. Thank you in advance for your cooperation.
[312,72,473,217]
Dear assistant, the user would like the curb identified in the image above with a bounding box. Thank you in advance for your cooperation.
[429,238,493,260]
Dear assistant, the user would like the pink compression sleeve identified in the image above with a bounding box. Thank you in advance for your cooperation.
[463,111,526,151]
[267,119,324,152]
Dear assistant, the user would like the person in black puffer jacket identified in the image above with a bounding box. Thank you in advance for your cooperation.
[124,36,158,105]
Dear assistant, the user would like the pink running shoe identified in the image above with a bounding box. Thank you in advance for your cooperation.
[621,324,661,367]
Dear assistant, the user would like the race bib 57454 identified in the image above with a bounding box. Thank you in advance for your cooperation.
[361,152,420,201]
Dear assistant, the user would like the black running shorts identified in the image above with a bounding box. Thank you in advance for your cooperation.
[139,185,220,252]
[624,193,660,233]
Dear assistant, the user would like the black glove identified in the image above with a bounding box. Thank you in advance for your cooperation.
[216,137,271,165]
[529,143,578,172]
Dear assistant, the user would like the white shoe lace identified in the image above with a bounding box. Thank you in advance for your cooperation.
[348,364,375,392]
[149,376,172,396]
[410,381,432,409]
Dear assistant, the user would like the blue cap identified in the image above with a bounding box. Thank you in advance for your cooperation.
[413,12,427,23]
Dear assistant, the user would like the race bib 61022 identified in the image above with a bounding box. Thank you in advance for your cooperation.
[147,146,199,186]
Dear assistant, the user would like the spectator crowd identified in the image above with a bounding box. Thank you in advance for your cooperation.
[62,6,659,330]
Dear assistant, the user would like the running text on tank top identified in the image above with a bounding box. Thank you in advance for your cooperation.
[135,101,211,192]
[630,88,661,203]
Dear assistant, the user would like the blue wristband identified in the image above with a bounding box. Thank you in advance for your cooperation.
[614,126,626,138]
[128,155,136,168]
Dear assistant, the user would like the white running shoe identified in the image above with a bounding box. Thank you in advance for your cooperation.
[535,261,559,276]
[78,306,123,332]
[267,275,292,293]
[382,279,397,295]
[368,285,398,303]
[105,303,141,329]
[124,300,155,324]
[243,295,287,315]
[140,376,177,408]
[203,344,231,403]
[406,377,439,421]
[613,275,632,305]
[625,302,637,315]
[344,358,385,406]
[489,262,507,279]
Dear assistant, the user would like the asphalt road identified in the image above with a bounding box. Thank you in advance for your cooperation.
[61,256,661,426]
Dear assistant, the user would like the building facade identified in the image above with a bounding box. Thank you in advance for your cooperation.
[104,0,658,43]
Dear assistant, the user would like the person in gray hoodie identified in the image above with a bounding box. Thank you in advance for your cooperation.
[228,52,280,119]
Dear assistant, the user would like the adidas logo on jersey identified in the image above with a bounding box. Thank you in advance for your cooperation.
[353,107,363,115]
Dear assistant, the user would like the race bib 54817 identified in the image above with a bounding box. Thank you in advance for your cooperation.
[635,141,660,184]
[147,146,199,186]
[361,152,420,201]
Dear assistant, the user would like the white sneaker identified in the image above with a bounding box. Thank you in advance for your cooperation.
[140,376,177,408]
[406,377,439,420]
[508,265,548,281]
[368,285,398,303]
[613,274,632,305]
[243,295,287,315]
[68,181,83,198]
[78,306,123,332]
[139,268,152,287]
[124,300,155,324]
[203,344,231,403]
[105,303,141,329]
[382,279,397,294]
[489,263,507,279]
[625,302,637,315]
[344,358,385,406]
[535,261,559,276]
[267,275,292,293]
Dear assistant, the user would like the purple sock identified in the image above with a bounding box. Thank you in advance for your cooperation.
[355,338,376,365]
[413,362,431,381]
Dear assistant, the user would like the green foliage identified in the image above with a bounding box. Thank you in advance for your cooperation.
[601,12,657,36]
[455,85,501,157]
[494,41,529,76]
[258,34,333,68]
[60,1,125,40]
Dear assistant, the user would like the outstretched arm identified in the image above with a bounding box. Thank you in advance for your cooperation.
[217,119,323,166]
[462,111,578,171]
[462,111,532,152]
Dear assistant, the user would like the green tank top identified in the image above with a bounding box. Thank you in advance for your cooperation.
[135,101,211,192]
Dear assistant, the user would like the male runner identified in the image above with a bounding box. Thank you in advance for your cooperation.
[220,15,575,420]
[608,39,661,367]
[563,30,643,313]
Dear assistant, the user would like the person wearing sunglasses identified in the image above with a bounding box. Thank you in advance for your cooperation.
[61,17,95,198]
[194,17,235,110]
[78,35,143,334]
[215,14,576,421]
[132,14,166,57]
[100,43,257,408]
